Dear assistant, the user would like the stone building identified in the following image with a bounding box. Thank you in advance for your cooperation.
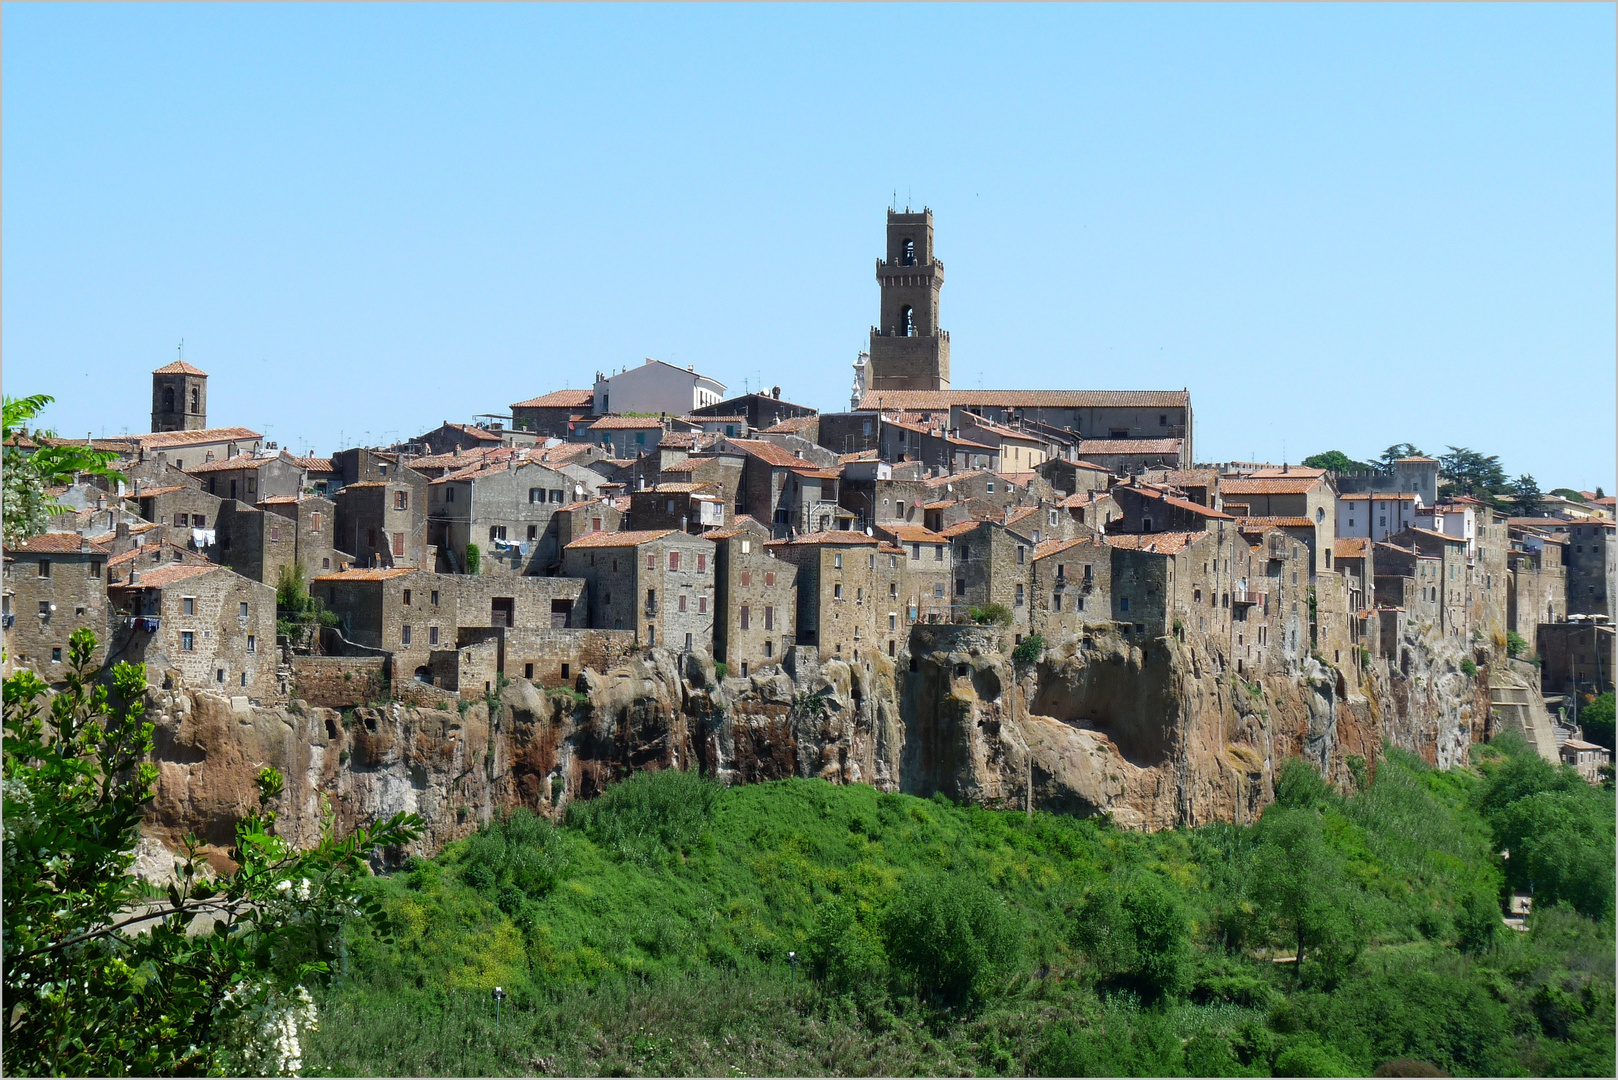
[510,388,597,438]
[187,452,306,504]
[1537,619,1615,696]
[1106,531,1219,648]
[260,495,348,579]
[1334,455,1441,507]
[132,482,224,551]
[1076,439,1186,475]
[691,391,816,432]
[866,208,950,392]
[627,483,726,534]
[1039,457,1113,500]
[411,421,509,457]
[730,438,844,538]
[766,531,904,661]
[106,540,212,586]
[1390,527,1472,641]
[586,416,669,458]
[1111,484,1237,536]
[945,519,1039,636]
[334,480,428,571]
[130,426,265,473]
[1564,520,1614,617]
[539,497,625,571]
[150,360,208,432]
[2,533,111,673]
[876,523,954,624]
[106,562,278,700]
[1219,473,1337,576]
[707,517,798,677]
[428,458,600,577]
[1507,529,1566,643]
[1373,541,1444,632]
[1029,536,1112,641]
[560,529,716,651]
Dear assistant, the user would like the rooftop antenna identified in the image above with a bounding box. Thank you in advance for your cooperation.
[177,339,184,361]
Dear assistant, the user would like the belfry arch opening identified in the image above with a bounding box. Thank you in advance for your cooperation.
[901,238,916,266]
[900,306,914,336]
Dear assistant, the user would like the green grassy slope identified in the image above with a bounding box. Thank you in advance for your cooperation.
[308,737,1614,1077]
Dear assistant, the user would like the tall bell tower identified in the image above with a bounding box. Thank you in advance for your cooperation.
[151,360,208,432]
[867,207,950,392]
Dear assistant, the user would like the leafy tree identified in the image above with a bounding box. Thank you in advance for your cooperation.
[1578,692,1614,752]
[2,628,422,1075]
[1251,807,1364,986]
[1549,488,1588,504]
[882,872,1022,1004]
[1302,450,1372,474]
[969,603,1013,626]
[1509,474,1544,518]
[1376,443,1426,473]
[1073,875,1191,1002]
[806,898,888,1002]
[1491,791,1614,920]
[1437,446,1509,499]
[2,394,124,546]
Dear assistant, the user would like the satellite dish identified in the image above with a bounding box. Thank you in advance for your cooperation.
[865,527,873,536]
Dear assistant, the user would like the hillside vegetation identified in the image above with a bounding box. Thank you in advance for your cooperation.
[309,735,1614,1077]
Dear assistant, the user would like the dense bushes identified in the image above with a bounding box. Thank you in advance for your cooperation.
[315,748,1615,1077]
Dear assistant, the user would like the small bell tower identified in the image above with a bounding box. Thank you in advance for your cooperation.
[151,357,208,432]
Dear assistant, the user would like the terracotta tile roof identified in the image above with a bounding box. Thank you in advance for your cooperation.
[257,495,302,505]
[1234,516,1315,529]
[940,519,987,538]
[921,469,997,489]
[648,482,718,495]
[726,438,818,469]
[134,426,263,450]
[1078,438,1184,455]
[764,530,879,547]
[133,485,189,498]
[660,459,706,474]
[839,449,880,463]
[437,422,503,443]
[963,415,1037,440]
[108,541,202,568]
[1159,468,1218,486]
[293,456,335,473]
[858,389,1190,410]
[1334,537,1370,559]
[589,415,665,430]
[1064,459,1113,472]
[1130,486,1236,520]
[611,496,631,511]
[702,517,766,541]
[1220,477,1324,496]
[152,360,208,376]
[879,524,948,543]
[1405,527,1464,544]
[564,528,679,549]
[993,471,1038,485]
[1105,531,1205,555]
[1004,506,1042,526]
[762,415,817,435]
[7,533,110,554]
[185,453,282,474]
[405,447,502,470]
[1394,455,1438,463]
[340,480,390,489]
[923,499,961,510]
[511,388,595,410]
[1034,536,1101,559]
[113,562,218,588]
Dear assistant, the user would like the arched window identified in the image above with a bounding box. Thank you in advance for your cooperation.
[901,238,916,266]
[900,306,914,336]
[190,387,200,414]
[162,386,175,413]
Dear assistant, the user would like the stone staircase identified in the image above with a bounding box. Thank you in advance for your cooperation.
[1489,679,1560,763]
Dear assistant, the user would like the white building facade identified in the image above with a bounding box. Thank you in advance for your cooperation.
[593,359,727,417]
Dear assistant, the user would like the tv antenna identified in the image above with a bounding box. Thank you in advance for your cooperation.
[177,339,184,361]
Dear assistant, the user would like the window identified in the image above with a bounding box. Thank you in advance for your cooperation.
[247,635,256,653]
[740,605,750,629]
[190,386,200,413]
[270,525,280,542]
[174,513,187,527]
[741,539,751,554]
[368,529,378,549]
[900,305,915,336]
[986,482,995,494]
[897,502,907,518]
[902,238,916,265]
[764,606,774,630]
[528,525,538,541]
[834,584,843,600]
[311,512,321,533]
[834,553,843,569]
[1017,546,1026,565]
[647,553,657,571]
[912,543,921,560]
[678,594,687,612]
[697,554,707,573]
[182,596,195,616]
[90,561,101,579]
[1159,414,1167,427]
[1120,597,1130,612]
[429,626,439,645]
[956,578,966,596]
[488,526,506,542]
[163,386,175,413]
[890,582,899,598]
[1054,594,1062,611]
[669,551,681,571]
[393,532,405,556]
[550,490,564,504]
[216,669,225,683]
[52,647,62,663]
[447,487,455,502]
[869,554,876,569]
[192,514,206,527]
[247,478,257,496]
[530,488,543,503]
[37,559,50,578]
[401,625,412,645]
[699,596,708,614]
[431,590,440,605]
[524,663,535,680]
[933,582,944,599]
[181,631,195,651]
[239,602,249,618]
[764,640,773,658]
[765,571,775,586]
[1015,584,1025,606]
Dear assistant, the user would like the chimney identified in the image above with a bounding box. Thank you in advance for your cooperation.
[772,386,781,399]
[116,522,130,540]
[129,568,140,585]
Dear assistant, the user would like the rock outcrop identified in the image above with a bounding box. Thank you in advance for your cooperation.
[136,620,1498,869]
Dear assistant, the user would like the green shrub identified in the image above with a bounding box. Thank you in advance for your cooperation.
[1073,874,1191,1002]
[1012,633,1046,666]
[806,898,887,1003]
[1506,630,1529,658]
[969,602,1013,626]
[882,872,1022,1005]
[1460,658,1478,678]
[464,542,481,575]
[714,661,728,680]
[563,768,720,866]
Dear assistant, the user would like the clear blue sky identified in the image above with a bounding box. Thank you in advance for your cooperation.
[5,4,1613,490]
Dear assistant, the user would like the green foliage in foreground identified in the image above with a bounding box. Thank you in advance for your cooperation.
[2,630,422,1076]
[310,735,1616,1077]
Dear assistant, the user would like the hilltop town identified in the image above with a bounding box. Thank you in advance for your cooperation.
[4,209,1612,848]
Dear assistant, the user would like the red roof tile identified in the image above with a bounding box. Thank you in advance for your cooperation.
[310,567,417,582]
[1078,438,1184,455]
[1105,531,1205,554]
[152,360,208,376]
[113,562,218,588]
[7,533,110,554]
[563,528,679,549]
[511,389,595,410]
[1220,477,1325,496]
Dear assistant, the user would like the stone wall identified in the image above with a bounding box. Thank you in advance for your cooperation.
[289,655,388,708]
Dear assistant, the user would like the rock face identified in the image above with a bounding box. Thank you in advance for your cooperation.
[137,623,1495,867]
